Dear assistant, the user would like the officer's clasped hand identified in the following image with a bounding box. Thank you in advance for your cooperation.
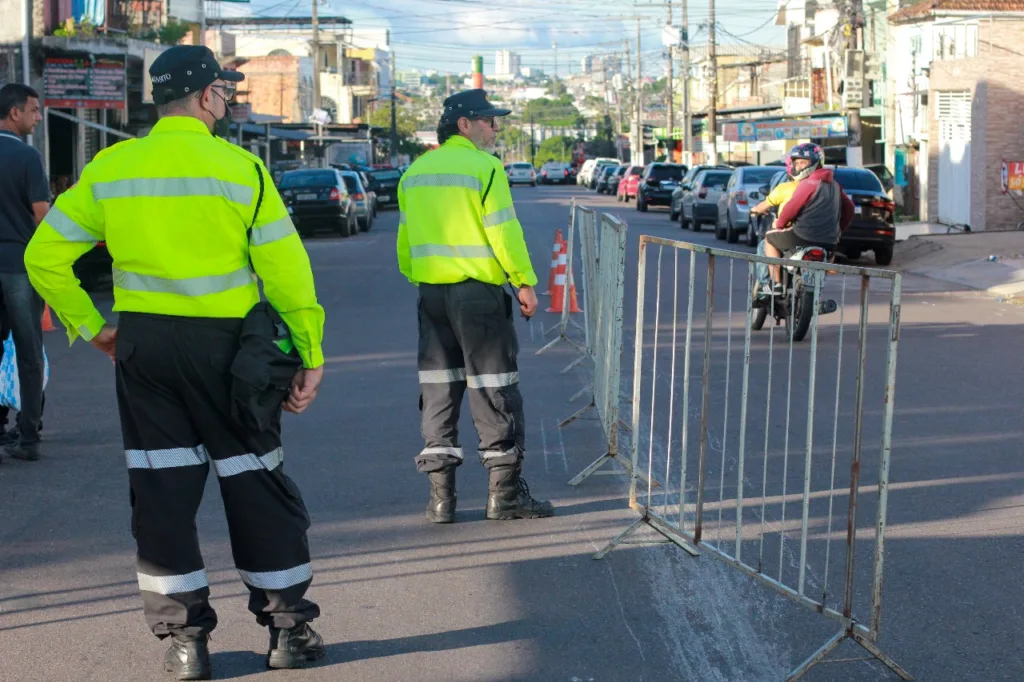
[518,285,538,319]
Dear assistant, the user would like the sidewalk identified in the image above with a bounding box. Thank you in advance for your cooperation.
[892,225,1024,298]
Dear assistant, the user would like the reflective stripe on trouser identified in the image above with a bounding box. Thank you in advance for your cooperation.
[415,280,525,473]
[116,312,319,638]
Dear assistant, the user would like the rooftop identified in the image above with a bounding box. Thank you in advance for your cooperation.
[890,0,1024,22]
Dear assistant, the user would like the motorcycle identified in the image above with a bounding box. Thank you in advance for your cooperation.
[750,209,839,342]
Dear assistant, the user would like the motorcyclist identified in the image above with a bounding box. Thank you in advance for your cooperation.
[750,143,854,296]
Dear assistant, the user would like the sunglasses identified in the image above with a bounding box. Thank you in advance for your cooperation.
[470,116,497,129]
[211,84,236,101]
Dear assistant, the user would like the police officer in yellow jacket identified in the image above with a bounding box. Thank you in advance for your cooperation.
[398,89,553,524]
[24,46,325,680]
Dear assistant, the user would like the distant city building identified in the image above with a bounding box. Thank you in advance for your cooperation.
[495,49,522,77]
[580,55,594,74]
[395,70,423,89]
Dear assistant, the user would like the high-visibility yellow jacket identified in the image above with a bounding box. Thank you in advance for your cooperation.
[24,116,325,368]
[397,135,537,288]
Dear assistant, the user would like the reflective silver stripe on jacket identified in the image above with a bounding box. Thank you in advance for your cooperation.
[466,372,519,389]
[418,368,466,384]
[398,211,406,226]
[410,244,495,259]
[238,562,313,590]
[419,446,465,460]
[212,447,284,478]
[250,216,296,246]
[45,207,98,243]
[113,266,254,297]
[92,177,255,206]
[482,206,517,227]
[125,445,208,469]
[402,173,482,192]
[137,569,208,595]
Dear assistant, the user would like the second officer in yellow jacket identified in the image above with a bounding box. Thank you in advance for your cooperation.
[397,89,553,524]
[24,46,325,680]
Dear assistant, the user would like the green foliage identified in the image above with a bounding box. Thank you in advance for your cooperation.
[369,105,429,158]
[523,96,583,127]
[52,17,97,37]
[158,20,191,46]
[536,135,575,164]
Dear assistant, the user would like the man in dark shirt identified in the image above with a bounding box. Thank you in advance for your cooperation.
[0,83,49,462]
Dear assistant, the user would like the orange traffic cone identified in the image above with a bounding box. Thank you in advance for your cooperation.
[546,241,582,314]
[543,229,564,295]
[42,304,56,332]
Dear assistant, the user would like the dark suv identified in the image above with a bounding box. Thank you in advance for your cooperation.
[636,163,686,212]
[832,167,896,265]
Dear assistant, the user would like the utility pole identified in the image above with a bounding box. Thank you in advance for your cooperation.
[389,37,398,167]
[553,42,558,81]
[707,0,718,164]
[846,0,864,167]
[622,39,631,147]
[635,18,643,166]
[681,0,691,162]
[311,0,320,113]
[666,2,674,162]
[529,113,536,167]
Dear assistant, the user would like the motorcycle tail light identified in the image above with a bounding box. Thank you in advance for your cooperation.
[803,248,827,262]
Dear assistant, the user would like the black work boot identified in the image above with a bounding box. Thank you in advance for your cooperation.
[426,467,457,523]
[266,622,326,669]
[6,442,40,461]
[163,634,211,681]
[486,464,555,520]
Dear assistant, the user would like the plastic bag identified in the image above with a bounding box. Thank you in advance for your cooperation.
[0,333,50,412]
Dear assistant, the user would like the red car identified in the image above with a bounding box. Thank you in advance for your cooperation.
[617,165,644,201]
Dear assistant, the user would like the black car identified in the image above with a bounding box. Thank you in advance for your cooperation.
[365,168,402,209]
[279,169,358,238]
[636,163,686,212]
[74,241,113,291]
[832,167,896,265]
[597,165,626,194]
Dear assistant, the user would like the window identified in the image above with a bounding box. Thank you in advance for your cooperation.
[833,169,884,193]
[341,175,363,193]
[933,23,979,60]
[513,163,533,169]
[704,172,732,187]
[741,168,778,186]
[648,165,683,181]
[629,166,643,176]
[279,171,338,188]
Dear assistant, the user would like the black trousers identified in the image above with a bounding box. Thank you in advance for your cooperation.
[415,280,525,473]
[115,313,319,639]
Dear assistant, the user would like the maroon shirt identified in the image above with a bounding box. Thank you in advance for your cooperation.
[776,168,854,244]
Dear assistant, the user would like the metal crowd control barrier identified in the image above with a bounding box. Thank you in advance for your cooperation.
[536,198,591,363]
[596,235,911,681]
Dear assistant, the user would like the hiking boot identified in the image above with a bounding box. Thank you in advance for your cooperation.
[6,442,39,461]
[266,622,325,669]
[426,467,457,523]
[163,635,211,681]
[0,423,42,445]
[486,464,554,520]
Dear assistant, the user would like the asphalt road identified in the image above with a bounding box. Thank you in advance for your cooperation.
[0,183,1021,681]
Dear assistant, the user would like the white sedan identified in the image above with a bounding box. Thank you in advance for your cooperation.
[506,162,537,187]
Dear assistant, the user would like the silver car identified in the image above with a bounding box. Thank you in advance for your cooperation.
[506,162,537,186]
[540,161,569,184]
[338,170,374,232]
[679,169,733,231]
[715,166,781,243]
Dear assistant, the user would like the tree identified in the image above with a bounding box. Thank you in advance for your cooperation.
[523,96,583,128]
[369,105,428,159]
[536,135,575,164]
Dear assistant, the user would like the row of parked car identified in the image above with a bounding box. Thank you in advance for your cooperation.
[578,158,896,266]
[505,161,577,186]
[276,165,403,238]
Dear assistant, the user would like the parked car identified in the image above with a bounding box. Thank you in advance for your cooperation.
[365,168,402,209]
[506,162,537,186]
[616,165,644,201]
[746,170,789,247]
[715,166,781,243]
[865,164,895,193]
[679,169,733,231]
[597,165,626,194]
[831,166,896,265]
[566,164,578,182]
[589,159,621,189]
[636,163,686,212]
[540,161,570,184]
[670,164,733,221]
[280,169,358,237]
[356,170,378,217]
[338,170,375,232]
[579,157,618,187]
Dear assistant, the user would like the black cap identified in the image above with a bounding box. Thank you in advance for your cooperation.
[439,89,511,126]
[149,45,244,106]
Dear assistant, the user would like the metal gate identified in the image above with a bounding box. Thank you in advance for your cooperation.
[936,90,972,227]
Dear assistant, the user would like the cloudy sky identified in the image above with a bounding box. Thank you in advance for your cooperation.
[227,0,786,74]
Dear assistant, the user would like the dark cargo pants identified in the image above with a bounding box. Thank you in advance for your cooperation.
[415,280,525,473]
[115,312,319,639]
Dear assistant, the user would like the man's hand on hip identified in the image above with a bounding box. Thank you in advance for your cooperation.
[284,364,324,414]
[90,324,118,361]
[518,285,538,318]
